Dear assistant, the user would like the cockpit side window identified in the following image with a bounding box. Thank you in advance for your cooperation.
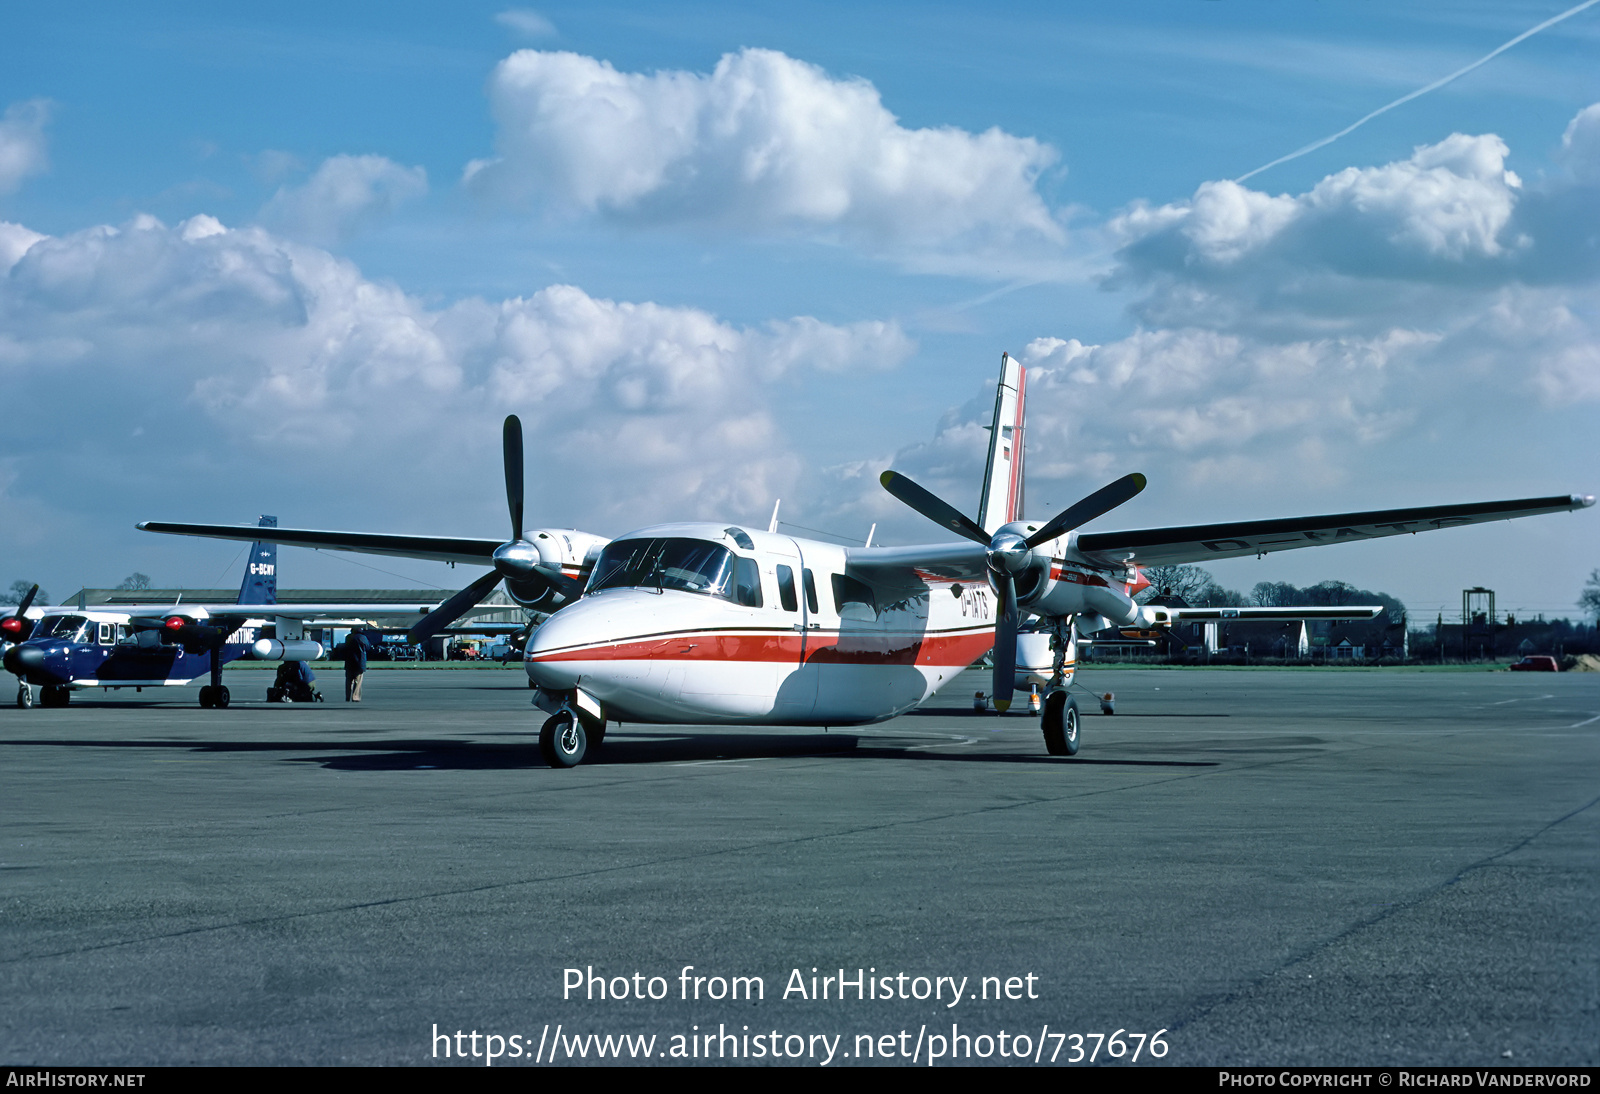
[733,557,763,608]
[34,615,91,642]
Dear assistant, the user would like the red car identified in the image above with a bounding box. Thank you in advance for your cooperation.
[1509,655,1559,672]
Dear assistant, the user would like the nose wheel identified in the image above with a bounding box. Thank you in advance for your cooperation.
[16,683,33,708]
[539,711,588,768]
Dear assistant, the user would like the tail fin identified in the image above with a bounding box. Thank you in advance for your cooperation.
[237,515,278,606]
[976,352,1026,532]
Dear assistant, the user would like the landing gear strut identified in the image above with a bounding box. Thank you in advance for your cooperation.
[1041,615,1080,756]
[197,638,229,709]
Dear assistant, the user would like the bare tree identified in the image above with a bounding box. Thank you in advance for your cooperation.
[3,579,47,606]
[1137,565,1216,605]
[1580,568,1600,622]
[116,572,152,591]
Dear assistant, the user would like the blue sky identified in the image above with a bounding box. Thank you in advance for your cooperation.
[1,1,1596,619]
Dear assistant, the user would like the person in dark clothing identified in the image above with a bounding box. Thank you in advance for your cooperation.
[344,631,370,702]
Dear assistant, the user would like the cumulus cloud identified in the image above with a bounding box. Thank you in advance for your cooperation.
[258,154,428,244]
[0,213,913,532]
[0,99,51,195]
[1107,105,1600,331]
[465,48,1063,267]
[850,106,1600,538]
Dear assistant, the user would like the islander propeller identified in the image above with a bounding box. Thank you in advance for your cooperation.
[406,416,582,643]
[1,584,40,643]
[879,470,1147,711]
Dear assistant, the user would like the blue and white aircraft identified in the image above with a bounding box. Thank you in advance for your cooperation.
[4,517,507,709]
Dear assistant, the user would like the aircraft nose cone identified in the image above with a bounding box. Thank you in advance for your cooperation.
[4,642,45,676]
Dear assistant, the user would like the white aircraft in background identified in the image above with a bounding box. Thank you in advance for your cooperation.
[141,356,1593,767]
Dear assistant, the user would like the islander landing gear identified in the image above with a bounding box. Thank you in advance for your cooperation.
[16,683,33,708]
[40,684,70,708]
[539,710,587,768]
[1041,691,1080,756]
[198,685,231,709]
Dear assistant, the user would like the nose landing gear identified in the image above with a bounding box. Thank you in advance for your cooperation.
[539,710,588,768]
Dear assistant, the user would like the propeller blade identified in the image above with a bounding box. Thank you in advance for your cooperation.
[1023,472,1147,549]
[879,471,991,545]
[2,584,40,642]
[534,564,584,600]
[407,570,504,645]
[992,575,1018,712]
[503,415,525,542]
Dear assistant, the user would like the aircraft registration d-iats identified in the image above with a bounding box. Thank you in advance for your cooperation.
[138,354,1593,767]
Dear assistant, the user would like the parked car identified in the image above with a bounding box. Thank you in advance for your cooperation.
[1509,655,1559,672]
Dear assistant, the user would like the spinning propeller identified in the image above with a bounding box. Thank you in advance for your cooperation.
[406,416,580,644]
[879,470,1147,711]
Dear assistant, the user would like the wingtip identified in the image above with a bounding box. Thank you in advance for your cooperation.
[879,470,896,488]
[1576,495,1596,509]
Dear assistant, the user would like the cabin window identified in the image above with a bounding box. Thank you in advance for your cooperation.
[775,565,798,612]
[97,622,114,645]
[802,569,819,614]
[831,574,877,622]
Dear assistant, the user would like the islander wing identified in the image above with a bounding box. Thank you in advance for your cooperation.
[1072,494,1595,568]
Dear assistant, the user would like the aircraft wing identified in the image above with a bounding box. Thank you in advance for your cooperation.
[1073,493,1594,568]
[124,603,514,624]
[1151,606,1383,622]
[136,522,501,565]
[845,542,991,602]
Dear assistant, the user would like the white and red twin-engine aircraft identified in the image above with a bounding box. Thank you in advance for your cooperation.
[140,355,1593,767]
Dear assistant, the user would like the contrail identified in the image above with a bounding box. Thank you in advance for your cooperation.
[1236,0,1600,184]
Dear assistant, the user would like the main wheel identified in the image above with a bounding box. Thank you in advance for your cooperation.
[1042,692,1080,756]
[213,686,230,709]
[17,684,33,708]
[539,711,587,768]
[41,685,69,708]
[199,685,214,708]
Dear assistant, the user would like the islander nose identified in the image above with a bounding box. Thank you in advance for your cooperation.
[4,643,45,675]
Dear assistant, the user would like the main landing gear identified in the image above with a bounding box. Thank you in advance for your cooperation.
[1041,692,1080,756]
[1040,614,1080,757]
[40,684,70,708]
[198,685,231,709]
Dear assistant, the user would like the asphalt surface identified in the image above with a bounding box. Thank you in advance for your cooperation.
[1,665,1596,1067]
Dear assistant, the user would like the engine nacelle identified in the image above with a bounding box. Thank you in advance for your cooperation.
[250,639,326,661]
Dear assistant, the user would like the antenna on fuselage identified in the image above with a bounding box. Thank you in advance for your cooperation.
[768,500,781,534]
[865,523,876,547]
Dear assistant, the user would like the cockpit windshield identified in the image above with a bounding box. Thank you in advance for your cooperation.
[587,537,762,607]
[31,615,91,642]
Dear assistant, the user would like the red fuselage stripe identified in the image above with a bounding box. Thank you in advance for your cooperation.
[530,628,996,668]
